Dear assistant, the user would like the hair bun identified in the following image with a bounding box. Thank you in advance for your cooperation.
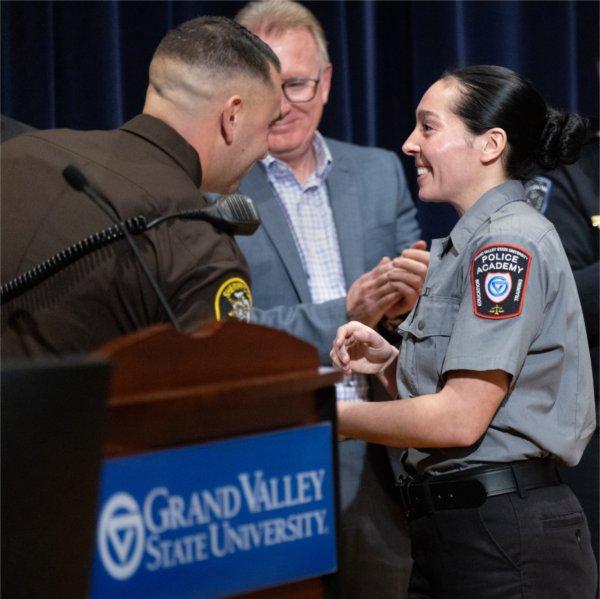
[537,109,589,171]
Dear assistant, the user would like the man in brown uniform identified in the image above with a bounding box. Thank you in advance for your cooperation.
[1,17,283,357]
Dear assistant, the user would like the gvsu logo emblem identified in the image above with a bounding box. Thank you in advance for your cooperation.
[484,273,512,303]
[98,493,145,580]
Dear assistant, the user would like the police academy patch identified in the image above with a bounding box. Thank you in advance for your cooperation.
[214,277,252,322]
[470,244,531,319]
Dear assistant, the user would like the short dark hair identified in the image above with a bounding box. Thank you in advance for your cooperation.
[444,65,589,179]
[154,16,280,85]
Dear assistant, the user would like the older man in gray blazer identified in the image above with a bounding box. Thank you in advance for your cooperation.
[235,2,428,597]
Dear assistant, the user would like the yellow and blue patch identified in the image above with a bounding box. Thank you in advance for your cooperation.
[214,277,252,322]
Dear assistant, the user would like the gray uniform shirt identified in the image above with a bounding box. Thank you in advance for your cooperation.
[390,180,595,477]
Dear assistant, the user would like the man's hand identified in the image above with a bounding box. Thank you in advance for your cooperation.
[330,321,397,375]
[346,257,401,328]
[346,241,430,327]
[384,240,430,319]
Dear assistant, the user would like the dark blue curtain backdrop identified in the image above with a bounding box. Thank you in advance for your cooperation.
[2,0,598,241]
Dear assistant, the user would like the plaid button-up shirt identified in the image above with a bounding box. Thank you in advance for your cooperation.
[262,132,369,402]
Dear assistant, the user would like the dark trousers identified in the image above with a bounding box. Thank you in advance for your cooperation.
[560,429,599,566]
[336,440,412,599]
[407,484,598,599]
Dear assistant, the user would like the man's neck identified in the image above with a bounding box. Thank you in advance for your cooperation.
[273,144,317,187]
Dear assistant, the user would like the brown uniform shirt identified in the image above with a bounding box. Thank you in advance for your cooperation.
[1,115,252,357]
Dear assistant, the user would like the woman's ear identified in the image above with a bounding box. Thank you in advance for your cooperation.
[220,96,242,145]
[480,127,507,165]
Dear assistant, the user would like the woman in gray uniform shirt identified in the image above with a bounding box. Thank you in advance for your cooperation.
[331,65,597,598]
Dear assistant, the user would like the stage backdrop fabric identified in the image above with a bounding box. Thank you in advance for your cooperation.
[2,0,598,241]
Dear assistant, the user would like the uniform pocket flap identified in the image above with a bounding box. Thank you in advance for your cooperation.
[399,295,460,339]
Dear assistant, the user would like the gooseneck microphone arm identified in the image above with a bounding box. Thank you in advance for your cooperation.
[62,165,181,332]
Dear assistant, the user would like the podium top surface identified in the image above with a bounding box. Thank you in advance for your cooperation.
[95,319,333,400]
[95,321,342,457]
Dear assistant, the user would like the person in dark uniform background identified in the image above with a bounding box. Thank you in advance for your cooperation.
[1,17,283,358]
[331,65,597,598]
[525,136,599,563]
[0,114,34,142]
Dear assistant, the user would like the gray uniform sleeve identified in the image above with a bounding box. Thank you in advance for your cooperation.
[443,232,550,378]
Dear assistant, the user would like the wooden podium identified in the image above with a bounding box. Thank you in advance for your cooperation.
[94,319,341,599]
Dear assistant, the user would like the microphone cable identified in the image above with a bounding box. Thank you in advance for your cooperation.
[1,216,147,304]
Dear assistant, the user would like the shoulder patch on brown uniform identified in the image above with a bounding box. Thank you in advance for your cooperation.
[214,277,252,322]
[470,244,531,319]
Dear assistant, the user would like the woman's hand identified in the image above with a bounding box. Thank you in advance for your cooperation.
[330,321,398,375]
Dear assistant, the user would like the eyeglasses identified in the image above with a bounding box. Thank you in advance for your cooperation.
[281,73,321,103]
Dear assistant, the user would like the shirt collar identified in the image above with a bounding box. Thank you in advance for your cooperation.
[445,180,525,254]
[120,114,202,187]
[262,131,333,182]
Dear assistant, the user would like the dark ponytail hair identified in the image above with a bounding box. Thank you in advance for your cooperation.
[443,65,589,179]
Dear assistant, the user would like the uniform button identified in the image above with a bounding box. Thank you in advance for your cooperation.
[417,320,425,330]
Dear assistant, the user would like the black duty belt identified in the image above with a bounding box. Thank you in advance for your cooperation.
[397,459,561,520]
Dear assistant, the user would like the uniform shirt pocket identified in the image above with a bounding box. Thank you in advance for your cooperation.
[399,296,460,394]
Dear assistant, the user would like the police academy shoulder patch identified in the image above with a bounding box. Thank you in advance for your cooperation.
[470,244,531,319]
[214,277,252,322]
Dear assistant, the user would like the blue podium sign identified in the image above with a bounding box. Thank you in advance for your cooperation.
[90,423,337,598]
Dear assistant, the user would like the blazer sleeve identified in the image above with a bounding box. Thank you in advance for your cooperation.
[250,297,347,365]
[240,144,420,365]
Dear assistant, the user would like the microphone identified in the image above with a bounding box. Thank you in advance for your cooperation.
[189,194,260,236]
[62,164,181,332]
[146,194,261,236]
[62,165,92,193]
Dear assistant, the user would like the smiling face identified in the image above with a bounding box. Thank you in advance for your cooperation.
[402,78,486,211]
[258,27,332,165]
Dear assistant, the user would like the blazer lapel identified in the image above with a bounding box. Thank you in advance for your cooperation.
[240,166,312,302]
[326,152,366,287]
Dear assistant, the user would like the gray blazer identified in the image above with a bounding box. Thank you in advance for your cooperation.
[237,137,420,364]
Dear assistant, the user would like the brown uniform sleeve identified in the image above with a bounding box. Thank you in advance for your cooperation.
[156,217,252,332]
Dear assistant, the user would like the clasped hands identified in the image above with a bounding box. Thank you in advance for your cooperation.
[334,240,428,379]
[345,240,429,328]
